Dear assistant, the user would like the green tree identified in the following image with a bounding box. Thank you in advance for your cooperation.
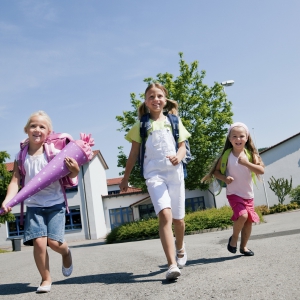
[0,151,15,225]
[289,185,300,204]
[0,151,12,204]
[116,53,233,191]
[268,176,292,204]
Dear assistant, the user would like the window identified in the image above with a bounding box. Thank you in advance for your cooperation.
[7,215,24,237]
[7,207,82,237]
[109,207,133,229]
[185,197,205,212]
[65,186,78,193]
[108,190,120,195]
[139,204,156,219]
[65,207,82,231]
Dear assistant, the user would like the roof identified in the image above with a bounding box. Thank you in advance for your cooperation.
[107,177,123,186]
[102,186,144,198]
[259,132,300,154]
[129,195,151,207]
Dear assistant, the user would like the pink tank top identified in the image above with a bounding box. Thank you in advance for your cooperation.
[226,152,253,199]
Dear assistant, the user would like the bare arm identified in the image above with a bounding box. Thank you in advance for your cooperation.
[213,158,235,185]
[167,141,186,165]
[1,161,21,214]
[238,153,265,175]
[119,141,140,192]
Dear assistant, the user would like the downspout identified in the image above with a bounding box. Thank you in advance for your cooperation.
[81,165,91,240]
[208,188,216,208]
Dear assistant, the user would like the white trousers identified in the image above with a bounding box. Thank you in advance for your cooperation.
[144,128,185,219]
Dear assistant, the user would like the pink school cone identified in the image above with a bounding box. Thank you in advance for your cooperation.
[0,134,95,214]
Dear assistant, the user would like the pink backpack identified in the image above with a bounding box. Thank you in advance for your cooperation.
[17,133,79,223]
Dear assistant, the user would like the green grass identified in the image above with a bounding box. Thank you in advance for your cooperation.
[106,205,264,244]
[0,249,10,253]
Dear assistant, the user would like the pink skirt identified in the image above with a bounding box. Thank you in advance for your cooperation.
[227,194,260,222]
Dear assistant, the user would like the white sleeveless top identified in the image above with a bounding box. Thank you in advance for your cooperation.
[16,150,65,208]
[226,152,254,199]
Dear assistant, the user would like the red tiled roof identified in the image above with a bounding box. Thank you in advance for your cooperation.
[120,187,142,194]
[107,177,123,186]
[6,162,14,172]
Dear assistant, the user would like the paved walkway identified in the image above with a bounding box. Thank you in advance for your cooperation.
[0,210,299,300]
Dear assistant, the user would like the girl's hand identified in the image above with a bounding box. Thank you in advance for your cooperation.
[65,157,80,176]
[238,153,249,166]
[166,155,181,166]
[119,178,129,192]
[225,176,234,184]
[0,202,12,215]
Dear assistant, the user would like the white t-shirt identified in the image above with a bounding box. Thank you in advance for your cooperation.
[226,152,254,199]
[17,150,65,207]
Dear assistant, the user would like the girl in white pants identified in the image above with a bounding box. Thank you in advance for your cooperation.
[119,83,191,280]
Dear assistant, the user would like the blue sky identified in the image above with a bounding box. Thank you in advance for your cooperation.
[1,0,299,179]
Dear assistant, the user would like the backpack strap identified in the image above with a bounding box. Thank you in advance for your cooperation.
[220,148,256,184]
[167,114,179,149]
[166,114,188,178]
[17,141,29,225]
[139,113,151,177]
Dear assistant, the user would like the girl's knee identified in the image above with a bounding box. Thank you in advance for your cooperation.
[173,218,185,226]
[47,238,62,251]
[158,208,172,224]
[237,213,248,222]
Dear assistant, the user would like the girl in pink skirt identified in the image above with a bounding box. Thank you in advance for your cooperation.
[203,122,264,256]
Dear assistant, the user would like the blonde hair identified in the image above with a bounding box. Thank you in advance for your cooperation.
[201,131,264,183]
[24,110,53,134]
[138,83,179,119]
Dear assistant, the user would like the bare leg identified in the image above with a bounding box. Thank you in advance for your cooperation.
[33,237,51,286]
[158,208,176,266]
[240,218,252,251]
[48,239,72,268]
[230,213,248,247]
[173,218,185,257]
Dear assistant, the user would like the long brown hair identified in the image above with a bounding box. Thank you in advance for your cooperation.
[138,83,179,119]
[201,131,264,183]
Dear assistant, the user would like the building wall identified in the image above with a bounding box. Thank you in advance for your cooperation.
[254,135,300,207]
[103,193,149,232]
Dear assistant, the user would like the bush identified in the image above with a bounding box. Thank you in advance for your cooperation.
[0,213,15,225]
[256,205,270,215]
[106,206,264,244]
[289,185,300,205]
[256,202,299,215]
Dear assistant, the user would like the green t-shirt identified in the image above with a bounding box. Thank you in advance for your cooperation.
[125,118,191,144]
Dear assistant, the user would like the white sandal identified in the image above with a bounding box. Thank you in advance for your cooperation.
[166,264,181,280]
[62,248,73,277]
[175,242,187,269]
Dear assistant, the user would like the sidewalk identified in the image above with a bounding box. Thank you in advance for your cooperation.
[0,210,299,300]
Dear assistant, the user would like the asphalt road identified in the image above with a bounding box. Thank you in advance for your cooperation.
[0,210,299,300]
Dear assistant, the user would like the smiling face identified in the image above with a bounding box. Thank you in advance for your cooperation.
[144,87,167,114]
[25,115,51,146]
[228,126,248,151]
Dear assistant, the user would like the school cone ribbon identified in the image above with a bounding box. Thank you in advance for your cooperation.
[0,133,95,215]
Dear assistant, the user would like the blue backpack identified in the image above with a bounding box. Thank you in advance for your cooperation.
[139,113,192,178]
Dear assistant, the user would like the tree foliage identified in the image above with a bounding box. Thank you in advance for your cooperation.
[289,185,300,204]
[116,53,233,191]
[0,151,16,225]
[0,151,12,204]
[268,176,292,204]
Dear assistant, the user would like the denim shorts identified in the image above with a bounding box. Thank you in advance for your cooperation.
[23,202,66,246]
